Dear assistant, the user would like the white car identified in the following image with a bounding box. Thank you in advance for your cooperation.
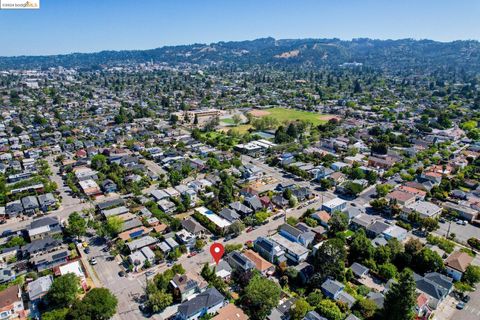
[90,258,97,265]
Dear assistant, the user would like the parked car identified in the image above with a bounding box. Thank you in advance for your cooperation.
[90,258,97,265]
[456,302,465,310]
[462,295,471,303]
[118,271,126,277]
[246,227,254,233]
[84,247,91,254]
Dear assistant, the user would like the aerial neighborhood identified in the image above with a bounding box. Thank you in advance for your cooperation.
[0,38,480,320]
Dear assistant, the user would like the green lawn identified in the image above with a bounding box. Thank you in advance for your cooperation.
[221,118,235,125]
[254,107,332,126]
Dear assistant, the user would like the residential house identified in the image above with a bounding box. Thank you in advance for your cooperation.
[254,237,286,264]
[214,260,232,281]
[218,208,240,223]
[5,200,23,217]
[270,234,309,264]
[350,262,369,279]
[386,190,416,207]
[229,202,253,216]
[176,230,196,249]
[30,244,69,271]
[321,279,356,308]
[243,249,275,276]
[226,251,255,273]
[177,287,225,320]
[445,251,473,281]
[100,179,118,193]
[414,272,453,309]
[244,196,263,213]
[442,202,478,222]
[28,216,62,241]
[0,285,25,320]
[278,224,314,247]
[293,262,315,285]
[181,218,207,238]
[195,207,231,232]
[212,303,248,320]
[406,201,442,219]
[21,196,39,215]
[170,272,208,301]
[0,268,15,284]
[27,275,53,302]
[126,236,158,252]
[304,311,328,320]
[37,193,56,212]
[322,198,347,213]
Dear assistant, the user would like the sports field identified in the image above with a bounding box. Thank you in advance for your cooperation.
[249,107,336,126]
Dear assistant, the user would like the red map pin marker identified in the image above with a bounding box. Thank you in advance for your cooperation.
[210,243,225,265]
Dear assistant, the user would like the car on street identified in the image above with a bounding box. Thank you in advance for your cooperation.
[118,271,126,277]
[84,247,91,254]
[456,302,465,310]
[89,257,97,265]
[246,227,254,233]
[188,252,197,258]
[146,271,155,277]
[462,295,471,303]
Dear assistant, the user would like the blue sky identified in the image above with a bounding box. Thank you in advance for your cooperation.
[0,0,479,56]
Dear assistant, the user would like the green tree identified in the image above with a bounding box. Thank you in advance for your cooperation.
[42,308,69,320]
[349,229,374,263]
[104,216,124,237]
[243,274,281,320]
[354,298,378,319]
[169,170,182,186]
[317,299,343,320]
[67,288,118,320]
[378,263,398,280]
[328,211,349,234]
[228,220,245,236]
[232,114,242,126]
[5,236,26,248]
[290,298,313,320]
[376,184,393,197]
[420,217,439,232]
[382,269,416,320]
[412,248,444,274]
[464,265,480,285]
[66,212,87,239]
[313,238,347,283]
[147,290,173,313]
[46,273,80,309]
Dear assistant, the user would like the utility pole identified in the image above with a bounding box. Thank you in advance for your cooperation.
[446,220,452,239]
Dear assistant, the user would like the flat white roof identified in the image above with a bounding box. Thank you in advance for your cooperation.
[196,206,231,228]
[323,198,347,208]
[59,261,85,279]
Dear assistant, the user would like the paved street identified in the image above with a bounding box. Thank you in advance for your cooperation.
[90,190,333,320]
[0,157,92,234]
[435,285,480,320]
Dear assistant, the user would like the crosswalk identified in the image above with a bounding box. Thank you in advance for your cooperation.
[463,305,480,316]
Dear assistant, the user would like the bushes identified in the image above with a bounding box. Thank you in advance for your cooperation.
[426,234,454,253]
[467,237,480,251]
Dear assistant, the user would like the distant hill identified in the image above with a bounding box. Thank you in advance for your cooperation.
[1,37,479,74]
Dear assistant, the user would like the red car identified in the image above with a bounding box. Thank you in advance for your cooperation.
[246,227,254,233]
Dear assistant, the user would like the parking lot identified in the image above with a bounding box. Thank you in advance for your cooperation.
[435,220,479,245]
